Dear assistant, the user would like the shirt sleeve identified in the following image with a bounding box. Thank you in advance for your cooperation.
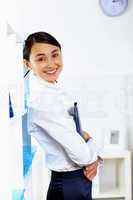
[28,104,98,167]
[86,138,103,162]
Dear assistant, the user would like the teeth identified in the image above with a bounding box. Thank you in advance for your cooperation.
[45,69,57,74]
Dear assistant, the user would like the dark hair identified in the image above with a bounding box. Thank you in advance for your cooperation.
[23,31,61,61]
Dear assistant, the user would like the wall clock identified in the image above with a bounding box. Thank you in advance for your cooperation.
[99,0,128,17]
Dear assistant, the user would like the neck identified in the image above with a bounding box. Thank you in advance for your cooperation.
[37,76,58,84]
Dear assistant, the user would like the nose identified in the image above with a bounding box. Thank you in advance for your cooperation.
[47,57,54,68]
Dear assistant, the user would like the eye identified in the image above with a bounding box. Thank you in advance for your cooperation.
[52,53,59,58]
[38,58,43,61]
[37,57,46,62]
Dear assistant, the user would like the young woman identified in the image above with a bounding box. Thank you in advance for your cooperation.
[23,32,101,200]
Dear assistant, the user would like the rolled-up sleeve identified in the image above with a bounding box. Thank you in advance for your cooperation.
[28,103,98,167]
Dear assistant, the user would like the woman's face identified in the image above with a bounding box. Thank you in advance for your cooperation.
[25,42,63,83]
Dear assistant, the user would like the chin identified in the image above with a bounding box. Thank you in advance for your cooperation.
[46,78,57,83]
[48,75,59,83]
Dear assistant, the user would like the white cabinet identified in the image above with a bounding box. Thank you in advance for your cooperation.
[92,150,132,200]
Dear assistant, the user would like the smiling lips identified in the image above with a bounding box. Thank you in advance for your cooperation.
[44,68,58,75]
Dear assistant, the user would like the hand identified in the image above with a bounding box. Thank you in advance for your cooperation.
[83,159,99,180]
[83,131,91,142]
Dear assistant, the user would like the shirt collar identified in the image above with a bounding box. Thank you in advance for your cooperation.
[34,75,62,90]
[37,76,57,85]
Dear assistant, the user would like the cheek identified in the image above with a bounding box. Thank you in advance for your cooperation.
[55,57,63,66]
[57,66,63,76]
[57,62,63,72]
[33,62,43,70]
[31,65,42,75]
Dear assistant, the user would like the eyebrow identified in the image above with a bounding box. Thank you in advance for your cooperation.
[35,49,59,57]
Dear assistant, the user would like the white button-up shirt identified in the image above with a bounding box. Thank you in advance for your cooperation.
[27,75,101,172]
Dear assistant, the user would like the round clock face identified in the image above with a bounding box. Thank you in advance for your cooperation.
[99,0,128,16]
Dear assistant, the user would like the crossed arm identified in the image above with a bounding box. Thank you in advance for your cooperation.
[29,104,102,179]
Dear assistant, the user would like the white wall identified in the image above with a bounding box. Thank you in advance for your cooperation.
[4,0,133,74]
[10,0,132,75]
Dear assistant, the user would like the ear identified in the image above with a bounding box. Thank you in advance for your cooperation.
[23,59,32,70]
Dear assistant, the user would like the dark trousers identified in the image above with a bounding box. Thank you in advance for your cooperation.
[46,168,92,200]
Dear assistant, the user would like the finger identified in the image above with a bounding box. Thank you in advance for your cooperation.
[85,166,95,172]
[85,171,97,180]
[83,170,90,177]
[85,165,94,171]
[84,170,96,181]
[85,168,97,178]
[85,164,97,172]
[84,165,98,171]
[85,164,96,171]
[87,173,97,180]
[83,171,91,180]
[85,162,98,170]
[84,166,97,174]
[83,169,96,180]
[87,167,97,174]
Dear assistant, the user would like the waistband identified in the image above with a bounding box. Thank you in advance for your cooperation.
[51,168,84,179]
